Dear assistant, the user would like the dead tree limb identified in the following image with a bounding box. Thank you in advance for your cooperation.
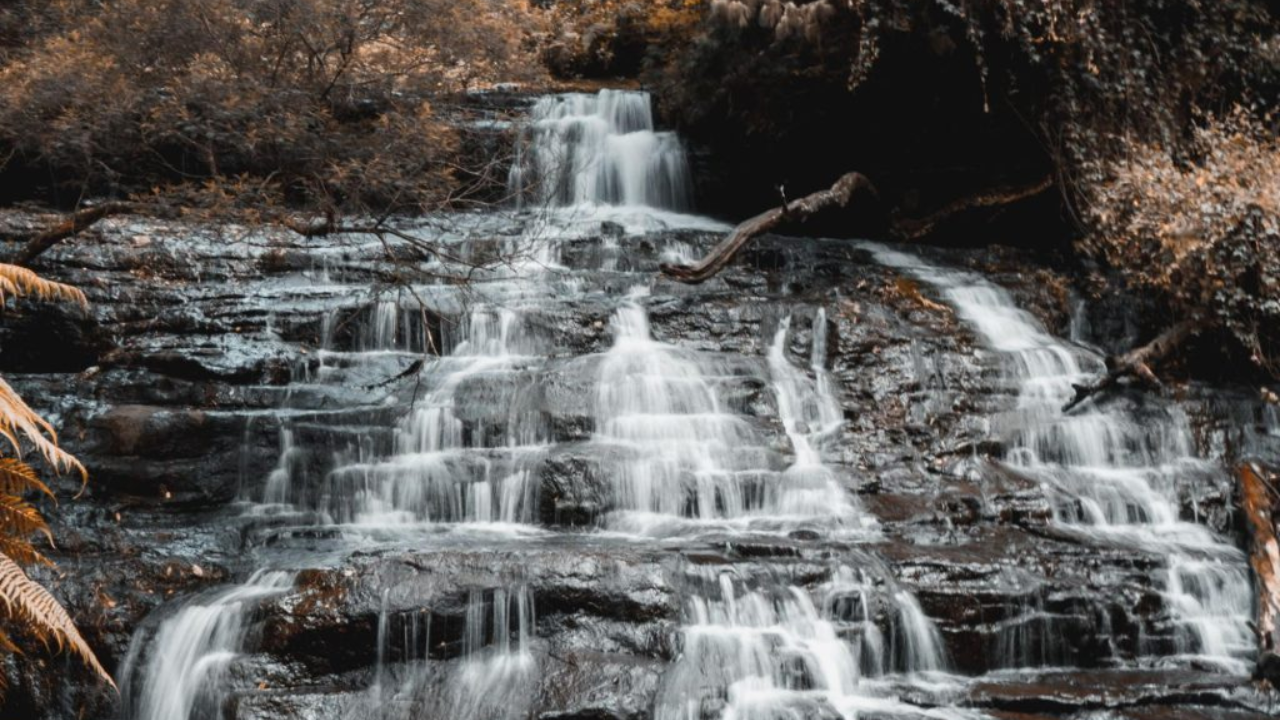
[9,201,138,266]
[660,171,878,284]
[1062,318,1204,412]
[891,175,1054,241]
[1240,462,1280,672]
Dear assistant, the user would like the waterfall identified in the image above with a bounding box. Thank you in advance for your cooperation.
[358,586,537,720]
[509,89,693,210]
[766,313,868,525]
[310,306,548,529]
[862,242,1254,672]
[592,293,872,535]
[655,566,963,720]
[593,291,775,534]
[120,571,295,720]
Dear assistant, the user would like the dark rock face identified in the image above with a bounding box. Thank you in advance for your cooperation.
[0,208,1274,720]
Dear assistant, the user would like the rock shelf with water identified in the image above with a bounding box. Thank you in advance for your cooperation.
[2,90,1275,720]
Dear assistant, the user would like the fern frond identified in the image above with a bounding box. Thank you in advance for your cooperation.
[0,264,86,308]
[0,552,114,689]
[0,459,54,501]
[0,535,50,568]
[0,494,52,548]
[0,377,86,483]
[0,628,19,654]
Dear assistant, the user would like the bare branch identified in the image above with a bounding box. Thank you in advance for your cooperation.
[1063,318,1204,412]
[660,172,879,284]
[9,202,138,267]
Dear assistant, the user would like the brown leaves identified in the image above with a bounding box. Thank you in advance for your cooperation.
[1084,106,1280,375]
[0,0,544,214]
[0,552,115,690]
[0,377,87,484]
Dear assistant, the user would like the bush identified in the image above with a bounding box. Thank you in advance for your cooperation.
[1085,108,1280,375]
[0,0,546,213]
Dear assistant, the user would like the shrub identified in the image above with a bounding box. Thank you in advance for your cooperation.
[0,0,546,213]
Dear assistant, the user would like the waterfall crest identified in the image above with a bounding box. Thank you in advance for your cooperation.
[509,89,693,211]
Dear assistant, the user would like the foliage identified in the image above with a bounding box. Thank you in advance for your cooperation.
[0,0,545,214]
[1084,109,1280,375]
[0,264,86,308]
[0,265,109,693]
[541,0,704,78]
[647,0,1280,376]
[688,1,1277,150]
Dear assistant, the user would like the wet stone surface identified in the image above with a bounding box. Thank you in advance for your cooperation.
[0,202,1274,720]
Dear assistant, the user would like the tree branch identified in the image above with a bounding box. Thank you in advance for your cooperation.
[660,173,1054,285]
[891,175,1054,242]
[1062,318,1204,412]
[659,171,878,284]
[9,201,137,266]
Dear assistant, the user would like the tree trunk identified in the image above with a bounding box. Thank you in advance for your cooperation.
[660,172,878,284]
[1240,461,1280,681]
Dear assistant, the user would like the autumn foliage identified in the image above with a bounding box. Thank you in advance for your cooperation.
[0,265,109,694]
[648,0,1280,378]
[1085,110,1280,376]
[0,0,545,214]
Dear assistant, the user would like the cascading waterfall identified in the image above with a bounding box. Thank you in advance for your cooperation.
[593,291,778,534]
[509,89,693,210]
[862,242,1254,672]
[655,566,965,720]
[118,91,997,720]
[592,294,876,535]
[319,306,548,529]
[120,571,295,720]
[449,586,538,720]
[766,313,867,524]
[358,586,537,720]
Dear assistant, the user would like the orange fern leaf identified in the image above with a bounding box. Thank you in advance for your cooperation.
[0,494,53,548]
[0,264,86,308]
[0,377,86,483]
[0,458,54,501]
[0,535,50,568]
[0,552,114,690]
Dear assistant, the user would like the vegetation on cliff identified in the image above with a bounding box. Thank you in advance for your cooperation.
[639,0,1280,383]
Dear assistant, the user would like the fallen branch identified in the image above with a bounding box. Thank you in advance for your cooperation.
[364,359,424,391]
[1240,461,1280,678]
[660,171,878,284]
[9,201,138,266]
[891,175,1054,241]
[1062,318,1203,412]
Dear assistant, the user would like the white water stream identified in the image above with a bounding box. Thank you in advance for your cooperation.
[862,243,1254,673]
[120,571,295,720]
[119,89,1258,720]
[509,89,693,210]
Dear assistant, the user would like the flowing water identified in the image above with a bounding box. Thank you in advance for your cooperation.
[862,243,1254,673]
[115,89,1263,720]
[509,89,693,210]
[119,571,295,720]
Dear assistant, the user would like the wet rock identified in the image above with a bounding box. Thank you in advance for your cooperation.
[85,405,263,503]
[539,446,608,526]
[966,669,1273,718]
[1254,650,1280,685]
[0,299,111,372]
